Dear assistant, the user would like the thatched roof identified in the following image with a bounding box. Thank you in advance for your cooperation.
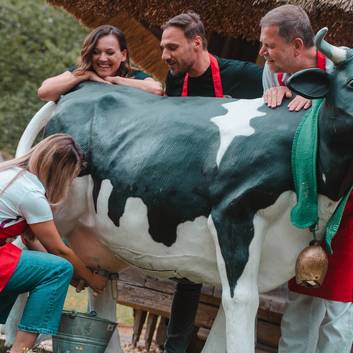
[48,0,353,79]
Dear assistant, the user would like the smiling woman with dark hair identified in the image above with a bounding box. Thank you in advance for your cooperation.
[38,25,163,102]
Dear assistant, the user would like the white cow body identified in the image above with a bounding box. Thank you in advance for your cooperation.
[59,176,335,292]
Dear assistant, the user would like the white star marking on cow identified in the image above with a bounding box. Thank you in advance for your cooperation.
[211,98,266,166]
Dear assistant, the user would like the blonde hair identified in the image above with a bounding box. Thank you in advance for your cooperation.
[0,134,84,205]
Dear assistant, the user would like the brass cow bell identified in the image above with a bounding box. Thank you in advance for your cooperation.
[295,240,328,288]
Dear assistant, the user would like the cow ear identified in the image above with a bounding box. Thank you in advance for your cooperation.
[287,68,330,99]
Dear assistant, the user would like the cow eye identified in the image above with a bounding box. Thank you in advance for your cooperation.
[348,79,353,89]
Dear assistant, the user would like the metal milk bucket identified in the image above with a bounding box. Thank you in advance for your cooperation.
[52,310,117,353]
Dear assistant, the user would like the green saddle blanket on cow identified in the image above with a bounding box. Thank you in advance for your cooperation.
[290,99,352,253]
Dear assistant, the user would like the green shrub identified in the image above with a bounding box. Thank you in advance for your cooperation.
[0,0,87,154]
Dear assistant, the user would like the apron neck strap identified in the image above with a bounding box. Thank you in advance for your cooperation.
[182,53,224,97]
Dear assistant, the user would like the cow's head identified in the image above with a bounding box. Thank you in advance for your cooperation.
[288,28,353,114]
[287,28,353,199]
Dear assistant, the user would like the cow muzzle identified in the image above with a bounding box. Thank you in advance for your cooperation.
[295,240,328,288]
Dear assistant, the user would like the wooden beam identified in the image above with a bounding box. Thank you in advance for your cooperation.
[117,282,218,328]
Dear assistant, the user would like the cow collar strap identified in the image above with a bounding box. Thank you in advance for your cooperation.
[290,99,323,231]
[277,51,326,86]
[290,99,352,253]
[181,54,224,97]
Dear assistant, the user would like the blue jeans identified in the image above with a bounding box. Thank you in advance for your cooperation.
[0,250,73,335]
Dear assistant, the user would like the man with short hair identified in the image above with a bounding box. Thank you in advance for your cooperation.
[160,11,264,353]
[259,4,332,111]
[161,11,263,99]
[259,5,353,353]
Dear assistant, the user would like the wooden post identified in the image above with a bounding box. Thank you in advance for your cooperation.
[132,309,147,347]
[155,317,168,349]
[144,313,158,351]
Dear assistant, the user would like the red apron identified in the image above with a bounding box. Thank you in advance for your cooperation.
[0,219,27,292]
[289,191,353,301]
[277,51,326,86]
[181,54,224,97]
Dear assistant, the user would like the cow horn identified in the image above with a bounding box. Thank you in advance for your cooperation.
[315,27,347,65]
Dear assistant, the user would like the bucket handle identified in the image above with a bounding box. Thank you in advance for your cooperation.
[68,310,97,319]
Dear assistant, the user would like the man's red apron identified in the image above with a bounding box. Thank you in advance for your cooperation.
[181,54,224,97]
[284,52,353,301]
[0,219,27,292]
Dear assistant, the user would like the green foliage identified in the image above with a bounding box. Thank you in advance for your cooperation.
[0,0,87,154]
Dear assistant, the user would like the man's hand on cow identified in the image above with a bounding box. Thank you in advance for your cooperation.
[287,95,312,112]
[263,86,292,108]
[264,87,312,112]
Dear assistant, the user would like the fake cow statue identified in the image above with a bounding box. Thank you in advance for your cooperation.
[6,28,353,353]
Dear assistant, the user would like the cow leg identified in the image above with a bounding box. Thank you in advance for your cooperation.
[87,284,124,353]
[201,305,226,353]
[208,213,265,353]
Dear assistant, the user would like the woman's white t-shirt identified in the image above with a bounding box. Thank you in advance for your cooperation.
[0,167,53,227]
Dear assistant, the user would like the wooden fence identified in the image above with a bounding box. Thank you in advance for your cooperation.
[116,268,287,352]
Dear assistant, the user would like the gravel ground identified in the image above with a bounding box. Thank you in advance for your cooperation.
[120,325,163,353]
[123,342,162,353]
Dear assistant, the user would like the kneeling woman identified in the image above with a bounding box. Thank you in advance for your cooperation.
[0,134,107,353]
